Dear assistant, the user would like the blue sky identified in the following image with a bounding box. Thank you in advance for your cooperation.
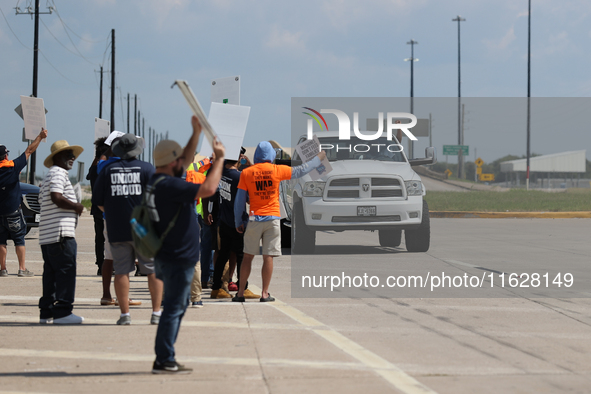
[1,0,590,179]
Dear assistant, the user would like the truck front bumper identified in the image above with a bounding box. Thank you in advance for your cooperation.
[302,196,423,231]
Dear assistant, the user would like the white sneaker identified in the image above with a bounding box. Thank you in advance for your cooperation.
[53,314,84,324]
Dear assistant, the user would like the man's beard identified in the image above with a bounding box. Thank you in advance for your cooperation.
[173,166,184,178]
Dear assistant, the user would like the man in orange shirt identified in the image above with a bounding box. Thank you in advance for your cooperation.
[233,141,325,302]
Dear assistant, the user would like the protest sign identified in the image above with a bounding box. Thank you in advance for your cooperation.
[211,75,240,105]
[198,103,250,160]
[173,80,218,149]
[20,96,47,140]
[95,118,110,140]
[295,135,332,180]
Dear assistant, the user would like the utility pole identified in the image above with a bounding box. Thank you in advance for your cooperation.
[405,39,418,159]
[127,93,130,134]
[429,113,432,148]
[110,29,115,132]
[148,126,152,164]
[452,15,466,179]
[134,95,137,136]
[461,103,466,179]
[526,0,532,190]
[99,66,103,118]
[16,1,53,184]
[141,116,145,161]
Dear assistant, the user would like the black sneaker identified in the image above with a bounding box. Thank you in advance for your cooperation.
[152,360,192,374]
[232,295,245,302]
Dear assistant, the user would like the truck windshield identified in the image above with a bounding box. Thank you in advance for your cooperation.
[316,136,406,163]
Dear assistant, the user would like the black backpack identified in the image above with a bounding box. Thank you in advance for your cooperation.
[130,176,181,259]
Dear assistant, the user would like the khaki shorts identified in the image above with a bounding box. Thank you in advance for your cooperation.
[110,241,154,275]
[243,220,282,256]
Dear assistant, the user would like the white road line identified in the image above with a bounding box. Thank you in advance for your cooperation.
[0,348,367,372]
[270,300,437,394]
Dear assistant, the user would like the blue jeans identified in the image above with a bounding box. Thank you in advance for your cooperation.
[0,208,27,246]
[39,237,77,319]
[199,216,215,283]
[154,257,196,363]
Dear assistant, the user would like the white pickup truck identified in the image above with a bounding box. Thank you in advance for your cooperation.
[278,132,436,253]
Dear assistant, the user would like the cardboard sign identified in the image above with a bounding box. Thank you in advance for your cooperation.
[20,96,47,140]
[173,80,218,150]
[95,118,110,140]
[295,135,333,180]
[199,102,250,160]
[211,76,240,105]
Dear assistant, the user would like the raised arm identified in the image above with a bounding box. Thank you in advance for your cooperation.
[25,128,48,160]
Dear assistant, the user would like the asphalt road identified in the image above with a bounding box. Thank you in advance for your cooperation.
[1,215,590,393]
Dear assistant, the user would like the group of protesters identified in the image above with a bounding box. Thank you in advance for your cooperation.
[0,114,325,374]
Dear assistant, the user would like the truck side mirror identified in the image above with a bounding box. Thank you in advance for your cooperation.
[408,147,437,167]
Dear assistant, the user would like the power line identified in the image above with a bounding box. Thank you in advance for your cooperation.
[50,0,108,43]
[38,48,92,85]
[0,5,32,50]
[40,17,97,65]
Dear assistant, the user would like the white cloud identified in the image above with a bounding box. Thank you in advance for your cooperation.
[484,26,516,51]
[265,25,306,52]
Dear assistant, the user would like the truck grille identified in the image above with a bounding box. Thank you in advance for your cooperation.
[330,178,359,187]
[324,176,405,200]
[23,194,41,213]
[371,189,402,198]
[327,190,359,198]
[371,177,400,186]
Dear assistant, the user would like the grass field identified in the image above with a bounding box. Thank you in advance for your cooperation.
[425,189,591,212]
[84,189,591,213]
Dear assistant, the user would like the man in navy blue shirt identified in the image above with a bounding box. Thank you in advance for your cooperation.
[0,129,48,277]
[148,116,225,374]
[93,133,163,326]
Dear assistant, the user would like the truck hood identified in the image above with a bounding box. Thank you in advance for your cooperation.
[313,160,420,182]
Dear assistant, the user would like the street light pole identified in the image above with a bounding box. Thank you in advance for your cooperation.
[526,0,532,190]
[405,39,418,159]
[452,15,466,179]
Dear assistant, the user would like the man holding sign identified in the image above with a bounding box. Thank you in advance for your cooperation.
[233,141,325,302]
[0,128,48,278]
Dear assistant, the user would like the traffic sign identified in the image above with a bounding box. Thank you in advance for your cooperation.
[479,173,495,182]
[475,157,484,167]
[476,167,482,175]
[442,145,469,156]
[444,169,452,177]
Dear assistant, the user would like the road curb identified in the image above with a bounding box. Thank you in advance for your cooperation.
[431,211,591,219]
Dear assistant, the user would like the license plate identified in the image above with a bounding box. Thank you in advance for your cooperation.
[357,206,376,216]
[35,214,40,223]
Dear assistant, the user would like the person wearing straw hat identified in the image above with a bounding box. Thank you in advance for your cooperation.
[38,139,85,324]
[0,128,47,278]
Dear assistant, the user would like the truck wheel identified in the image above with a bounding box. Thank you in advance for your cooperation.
[404,200,430,252]
[378,229,402,247]
[280,219,291,249]
[292,203,315,254]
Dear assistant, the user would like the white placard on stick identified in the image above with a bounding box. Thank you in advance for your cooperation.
[295,135,332,180]
[94,118,110,140]
[211,76,240,105]
[20,96,47,140]
[173,80,218,149]
[199,102,250,160]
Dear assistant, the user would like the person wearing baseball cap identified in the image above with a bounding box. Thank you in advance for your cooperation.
[0,128,48,278]
[149,116,225,374]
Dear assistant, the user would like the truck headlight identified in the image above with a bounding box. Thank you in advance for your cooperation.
[303,181,326,197]
[404,180,422,196]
